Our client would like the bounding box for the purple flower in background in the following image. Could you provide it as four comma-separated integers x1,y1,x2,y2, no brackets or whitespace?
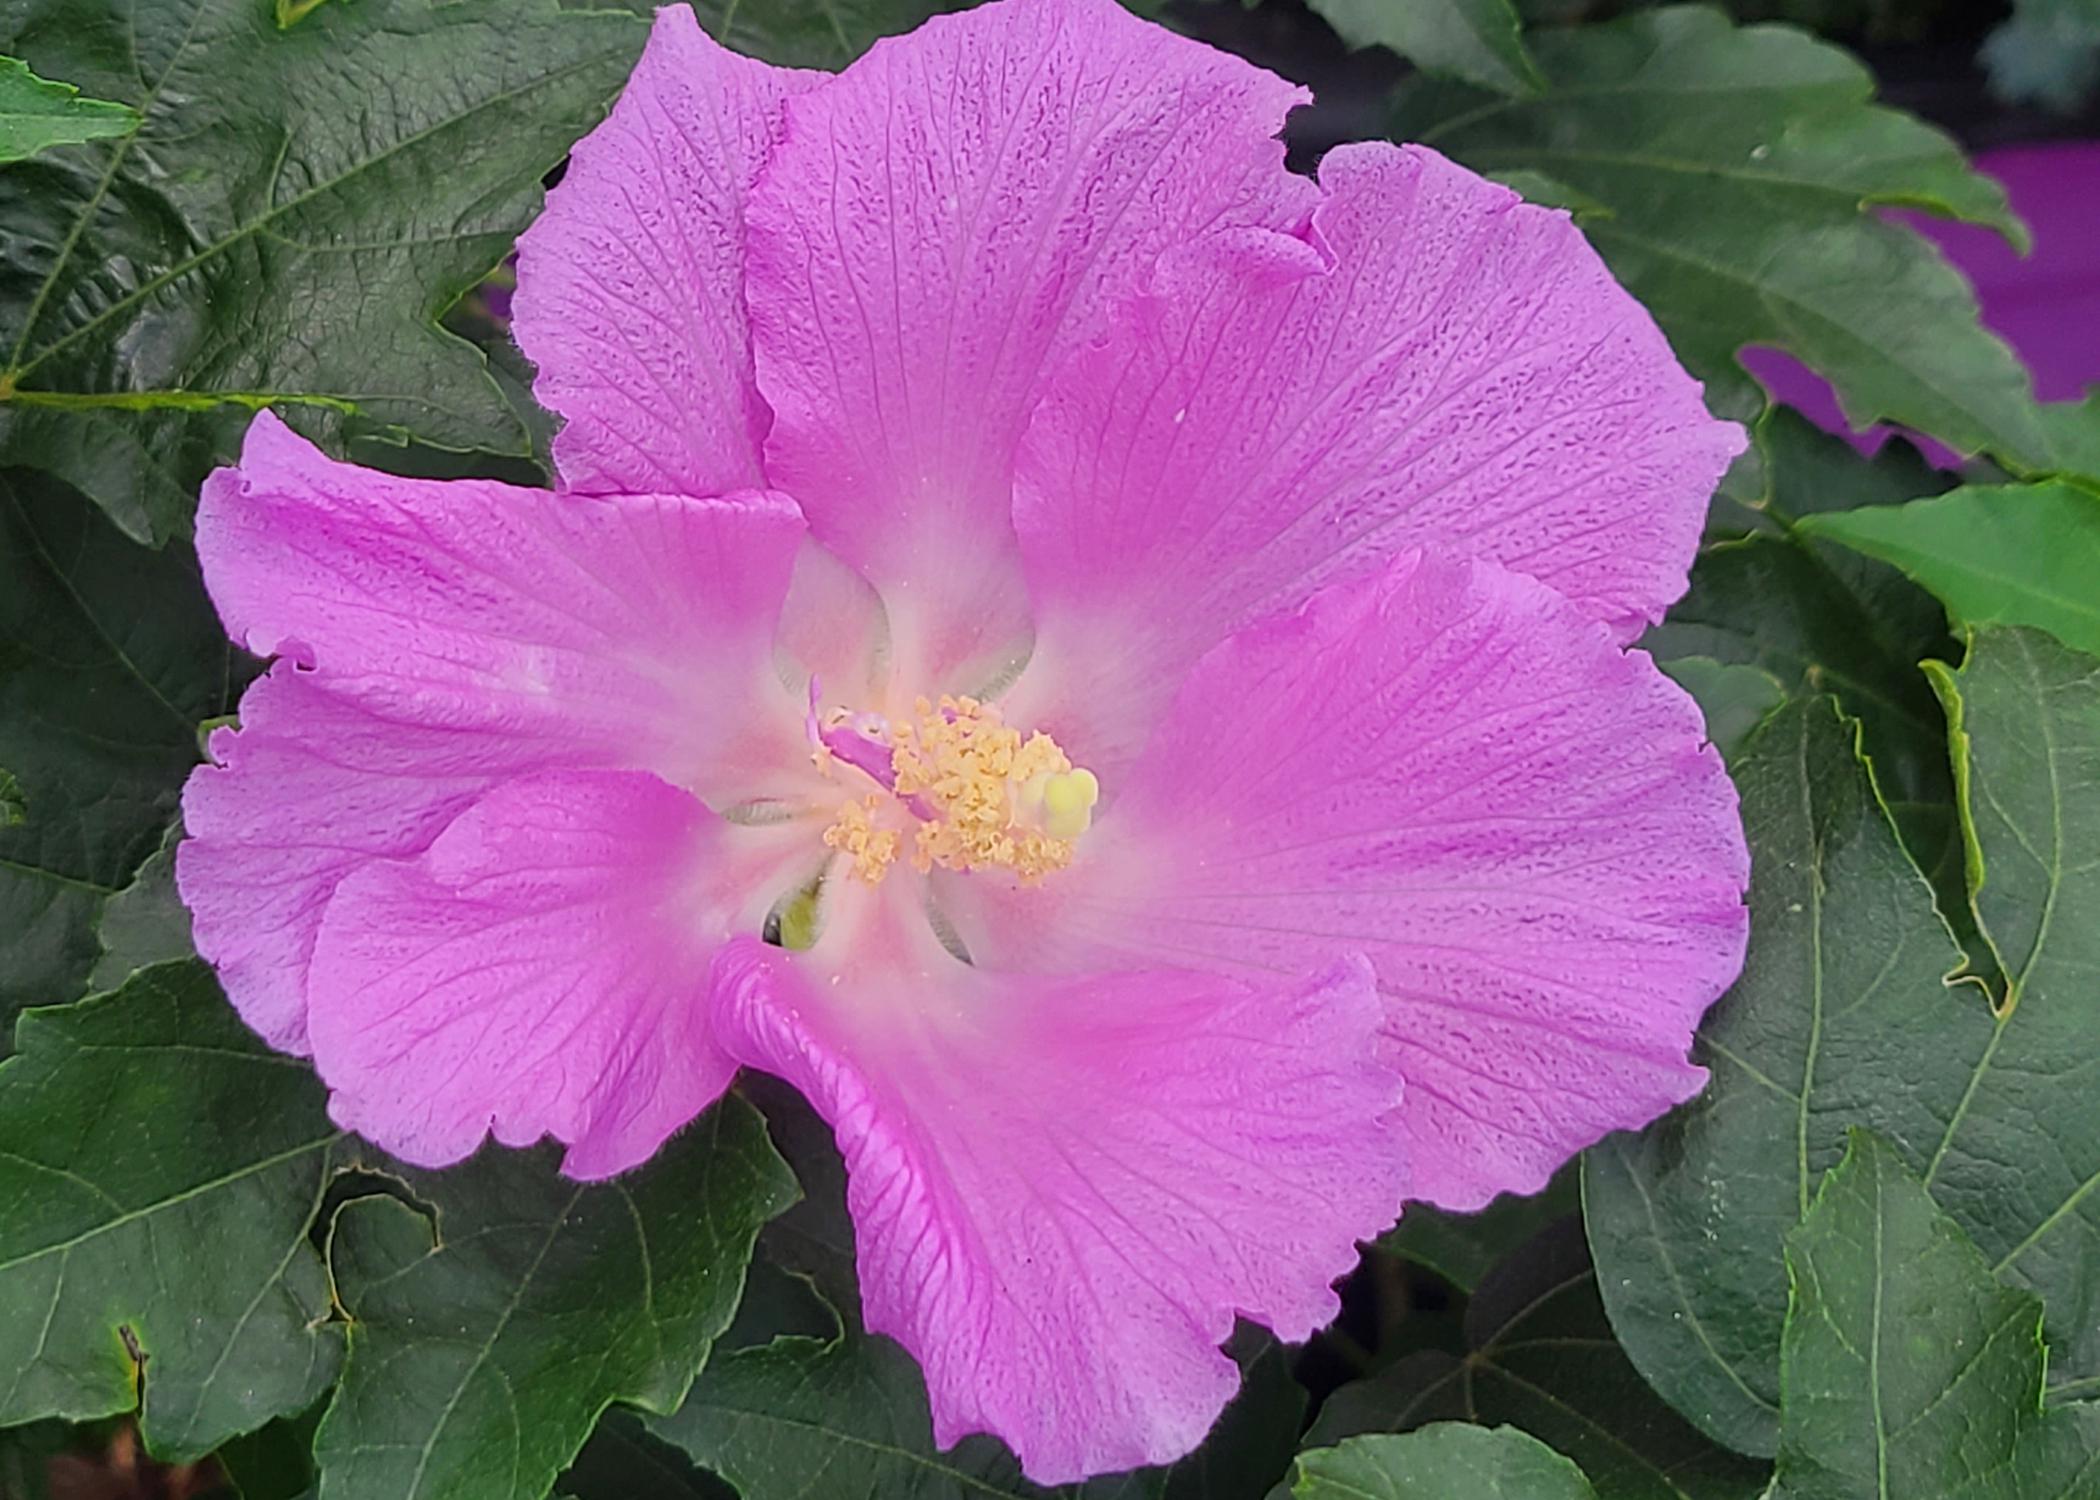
1747,142,2100,461
178,0,1749,1478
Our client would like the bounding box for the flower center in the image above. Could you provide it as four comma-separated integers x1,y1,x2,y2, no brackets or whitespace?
813,694,1098,886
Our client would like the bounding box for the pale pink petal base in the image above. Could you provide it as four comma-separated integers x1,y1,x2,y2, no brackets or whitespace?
310,771,753,1179
973,548,1748,1211
745,0,1314,685
1010,143,1743,774
513,5,816,497
710,933,1405,1481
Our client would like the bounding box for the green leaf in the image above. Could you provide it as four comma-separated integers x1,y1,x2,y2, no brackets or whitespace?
312,1099,798,1500
0,765,21,826
88,827,193,991
683,0,963,69
1924,628,2100,1393
656,1333,1046,1499
0,471,249,1042
1659,659,1788,764
1773,1130,2100,1500
655,1325,1304,1500
1305,0,1540,96
563,1411,733,1500
0,961,343,1458
1288,1426,1596,1500
1584,700,1968,1457
1645,408,1964,929
1387,6,2052,467
0,0,646,542
1379,1164,1578,1293
1307,1222,1770,1499
1588,638,2100,1461
1798,482,2100,657
214,1403,325,1500
0,55,136,161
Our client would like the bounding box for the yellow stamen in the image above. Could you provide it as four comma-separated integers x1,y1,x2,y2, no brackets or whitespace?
822,793,901,884
886,695,1097,883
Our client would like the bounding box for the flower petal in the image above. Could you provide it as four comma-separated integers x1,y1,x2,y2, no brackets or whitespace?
1010,143,1743,772
973,548,1747,1211
710,931,1403,1481
197,411,808,801
310,771,781,1178
745,0,1312,683
512,5,817,497
180,667,525,1054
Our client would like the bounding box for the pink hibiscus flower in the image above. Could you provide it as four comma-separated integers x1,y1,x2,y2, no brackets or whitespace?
177,0,1750,1479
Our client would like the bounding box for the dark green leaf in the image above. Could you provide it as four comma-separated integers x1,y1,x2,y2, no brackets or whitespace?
1379,1164,1578,1294
656,1325,1304,1500
0,0,645,541
1646,408,1963,928
0,470,244,1038
656,1333,1043,1499
1923,628,2100,1399
0,55,135,161
1305,0,1539,95
683,0,962,69
1774,1131,2100,1500
1388,6,2050,467
88,827,192,991
1584,700,1968,1457
1288,1426,1595,1500
214,1403,324,1500
1308,1221,1770,1500
1798,482,2100,657
0,1419,73,1500
1590,635,2100,1460
562,1410,733,1500
312,1099,798,1500
0,961,343,1458
1659,659,1788,764
0,764,21,825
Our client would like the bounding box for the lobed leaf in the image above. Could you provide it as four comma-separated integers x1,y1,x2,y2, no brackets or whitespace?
1645,408,1964,929
1585,700,1969,1456
0,0,645,541
1387,6,2050,468
1589,632,2100,1458
312,1102,797,1500
0,961,343,1458
1773,1131,2100,1499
